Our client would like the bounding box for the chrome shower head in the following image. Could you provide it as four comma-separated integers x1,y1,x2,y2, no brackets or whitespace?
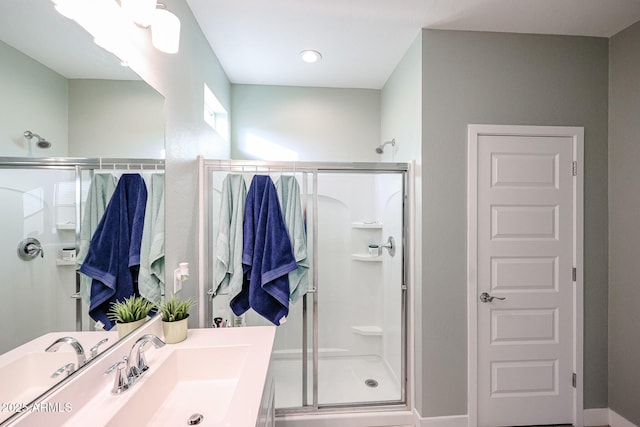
375,138,395,154
24,130,52,149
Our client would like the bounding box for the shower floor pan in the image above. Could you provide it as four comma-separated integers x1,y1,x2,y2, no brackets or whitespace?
271,354,401,409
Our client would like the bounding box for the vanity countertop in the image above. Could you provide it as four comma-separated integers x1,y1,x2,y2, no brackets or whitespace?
3,324,276,427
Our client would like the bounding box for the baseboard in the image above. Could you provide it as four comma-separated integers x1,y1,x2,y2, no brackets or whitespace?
609,409,637,427
411,408,636,427
583,408,637,427
585,409,612,426
413,410,468,427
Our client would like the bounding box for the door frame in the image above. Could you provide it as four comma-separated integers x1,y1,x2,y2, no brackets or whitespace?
466,124,584,427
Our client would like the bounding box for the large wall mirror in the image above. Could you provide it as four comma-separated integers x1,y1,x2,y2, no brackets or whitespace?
0,0,165,415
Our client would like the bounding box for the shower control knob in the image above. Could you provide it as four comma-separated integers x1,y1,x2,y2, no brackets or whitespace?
17,237,44,261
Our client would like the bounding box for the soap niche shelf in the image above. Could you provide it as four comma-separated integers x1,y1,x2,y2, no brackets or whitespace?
351,222,383,229
351,254,382,262
55,222,76,230
352,325,383,336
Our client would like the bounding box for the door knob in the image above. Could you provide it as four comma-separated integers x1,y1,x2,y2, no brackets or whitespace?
479,292,506,303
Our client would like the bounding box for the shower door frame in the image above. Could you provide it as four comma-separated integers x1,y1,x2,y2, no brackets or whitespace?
0,156,165,331
201,158,411,415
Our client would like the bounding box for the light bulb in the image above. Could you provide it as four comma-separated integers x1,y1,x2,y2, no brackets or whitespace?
151,7,181,54
120,0,157,27
300,50,322,63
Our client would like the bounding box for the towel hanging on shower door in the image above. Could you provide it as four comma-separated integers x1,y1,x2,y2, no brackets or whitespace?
275,175,309,302
231,175,297,326
80,174,147,330
138,173,165,305
77,173,118,303
213,173,247,300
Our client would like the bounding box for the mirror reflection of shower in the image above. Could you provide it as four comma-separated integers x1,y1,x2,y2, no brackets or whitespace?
375,138,395,154
24,130,52,149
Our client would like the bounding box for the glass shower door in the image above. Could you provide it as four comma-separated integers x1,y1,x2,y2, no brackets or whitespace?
315,172,405,407
205,162,408,413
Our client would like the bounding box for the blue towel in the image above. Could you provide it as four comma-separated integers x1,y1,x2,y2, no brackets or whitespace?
230,175,297,325
77,173,117,303
79,174,148,330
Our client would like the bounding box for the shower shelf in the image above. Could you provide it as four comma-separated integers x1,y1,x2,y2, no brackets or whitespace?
55,259,76,266
352,326,383,336
351,222,382,229
55,223,76,230
351,254,383,262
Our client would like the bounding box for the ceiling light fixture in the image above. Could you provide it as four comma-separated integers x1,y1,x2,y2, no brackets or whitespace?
151,3,181,54
120,0,156,28
300,49,322,64
51,0,181,55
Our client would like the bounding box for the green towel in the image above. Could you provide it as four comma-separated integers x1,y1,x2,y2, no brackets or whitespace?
213,174,247,299
276,175,309,302
138,174,165,305
77,173,117,302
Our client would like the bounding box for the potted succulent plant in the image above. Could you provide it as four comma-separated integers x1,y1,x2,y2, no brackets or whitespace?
159,295,195,343
107,295,156,338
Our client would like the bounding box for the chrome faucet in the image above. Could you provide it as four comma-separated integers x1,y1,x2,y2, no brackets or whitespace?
105,334,166,394
45,337,87,370
126,334,166,380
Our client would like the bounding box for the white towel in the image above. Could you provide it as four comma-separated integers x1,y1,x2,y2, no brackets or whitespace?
276,175,309,302
138,173,165,304
213,174,247,299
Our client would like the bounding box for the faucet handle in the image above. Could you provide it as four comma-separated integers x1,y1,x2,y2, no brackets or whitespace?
134,347,150,376
90,338,109,358
105,358,130,394
51,363,75,378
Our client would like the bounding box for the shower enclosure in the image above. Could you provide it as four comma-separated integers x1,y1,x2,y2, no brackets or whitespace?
0,157,164,355
202,159,410,414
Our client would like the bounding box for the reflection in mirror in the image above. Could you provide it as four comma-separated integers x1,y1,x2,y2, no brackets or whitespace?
0,0,165,409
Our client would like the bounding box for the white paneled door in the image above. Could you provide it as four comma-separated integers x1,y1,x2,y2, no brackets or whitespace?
468,125,584,427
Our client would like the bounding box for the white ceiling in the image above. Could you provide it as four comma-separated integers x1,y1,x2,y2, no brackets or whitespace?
187,0,640,89
3,0,640,89
0,0,138,80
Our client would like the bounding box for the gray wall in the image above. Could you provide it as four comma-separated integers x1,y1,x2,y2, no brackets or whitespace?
68,80,165,158
380,32,423,412
420,29,609,416
609,20,640,426
0,41,68,157
231,84,381,161
125,0,232,327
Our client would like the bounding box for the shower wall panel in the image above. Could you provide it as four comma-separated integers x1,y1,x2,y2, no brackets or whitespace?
0,169,77,354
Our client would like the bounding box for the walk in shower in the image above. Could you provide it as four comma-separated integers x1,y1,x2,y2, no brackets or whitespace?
202,159,410,415
0,157,164,355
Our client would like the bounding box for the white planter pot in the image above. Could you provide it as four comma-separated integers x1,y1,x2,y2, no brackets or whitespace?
116,318,146,339
162,316,189,344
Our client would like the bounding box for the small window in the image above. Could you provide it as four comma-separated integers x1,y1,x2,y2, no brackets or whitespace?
203,83,229,141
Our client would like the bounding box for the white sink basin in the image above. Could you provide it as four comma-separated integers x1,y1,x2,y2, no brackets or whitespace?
106,345,250,427
0,351,78,423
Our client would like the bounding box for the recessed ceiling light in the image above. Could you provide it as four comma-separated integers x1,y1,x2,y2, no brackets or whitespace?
300,50,322,63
